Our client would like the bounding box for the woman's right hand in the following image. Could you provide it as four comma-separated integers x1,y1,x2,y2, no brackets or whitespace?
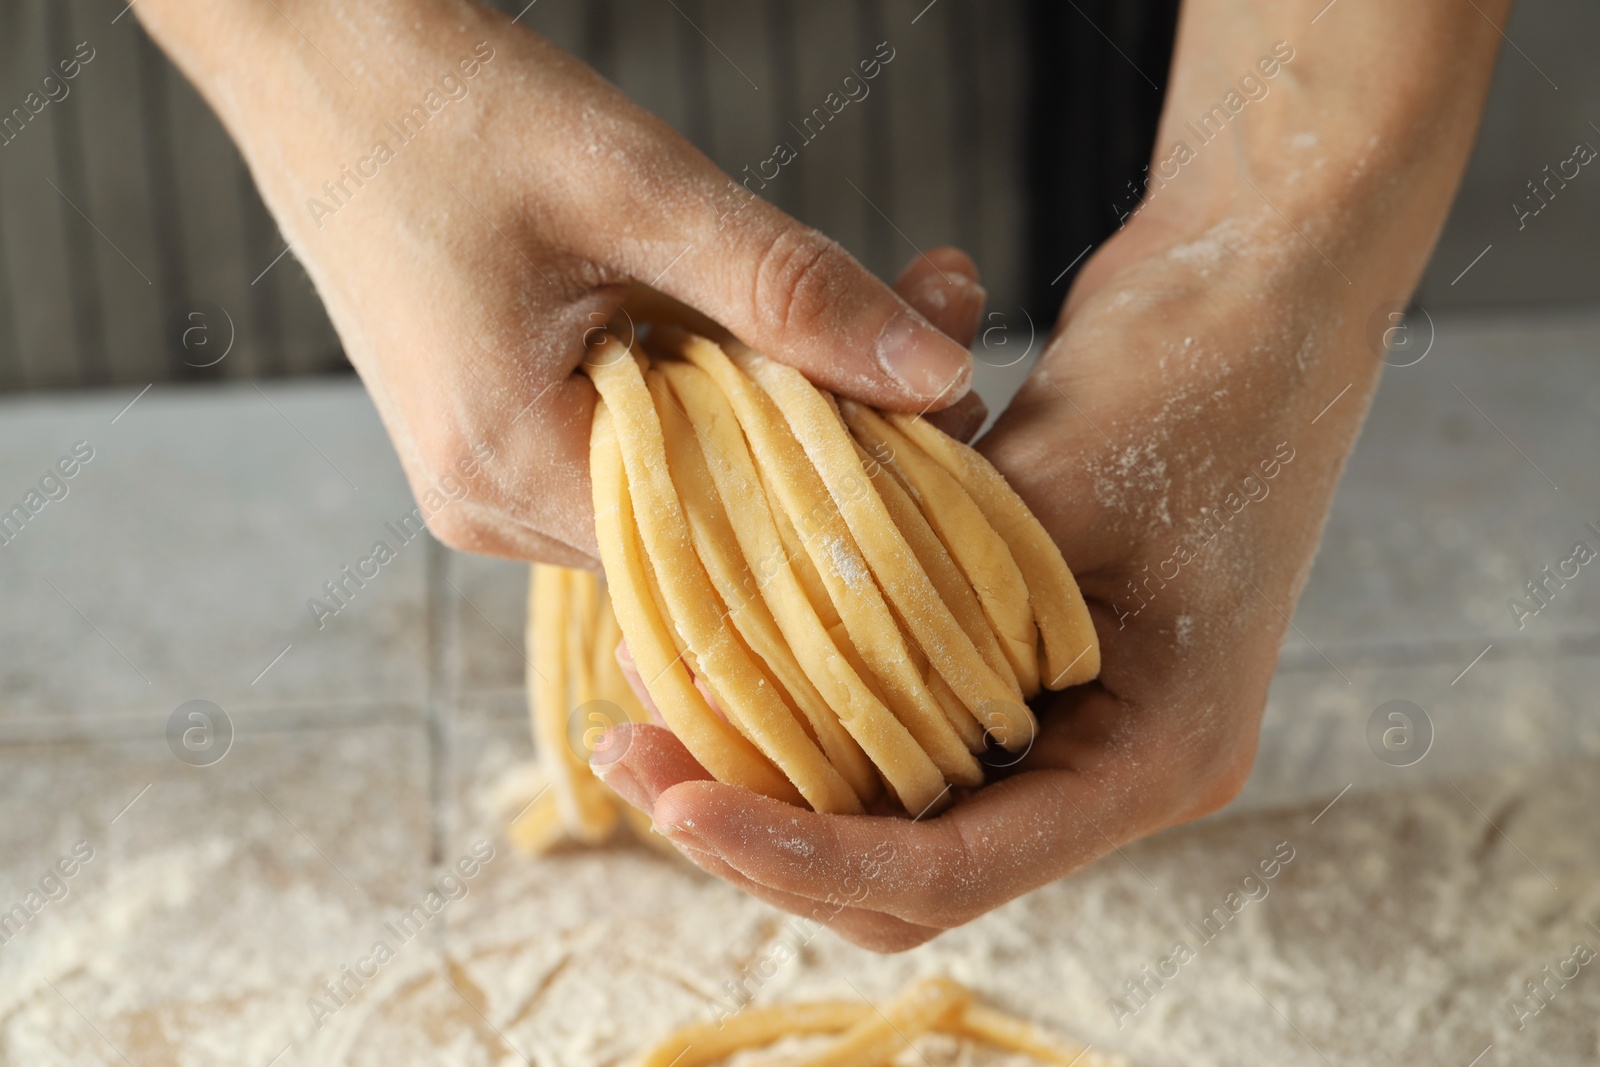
136,0,980,565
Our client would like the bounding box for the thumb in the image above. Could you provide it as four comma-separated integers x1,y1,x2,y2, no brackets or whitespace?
653,202,975,412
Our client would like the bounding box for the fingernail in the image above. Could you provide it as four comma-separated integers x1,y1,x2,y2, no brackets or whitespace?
660,819,709,852
592,761,646,809
910,273,985,316
876,311,972,403
949,276,987,315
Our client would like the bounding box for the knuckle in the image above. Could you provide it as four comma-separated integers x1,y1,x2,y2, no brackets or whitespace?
408,440,495,552
844,922,933,955
903,881,958,926
896,844,974,925
421,507,481,553
748,225,851,342
1171,712,1259,820
1189,757,1252,818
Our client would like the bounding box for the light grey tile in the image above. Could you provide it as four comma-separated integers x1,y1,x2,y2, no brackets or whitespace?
444,552,530,698
1241,647,1600,814
0,380,428,732
1292,310,1600,662
1417,1,1600,309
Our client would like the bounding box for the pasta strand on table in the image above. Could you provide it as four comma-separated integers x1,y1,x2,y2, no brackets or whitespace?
630,975,1128,1067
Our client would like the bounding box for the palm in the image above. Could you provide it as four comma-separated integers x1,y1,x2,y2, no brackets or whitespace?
600,214,1353,950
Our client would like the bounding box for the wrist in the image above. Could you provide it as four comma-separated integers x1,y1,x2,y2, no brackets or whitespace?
134,1,503,228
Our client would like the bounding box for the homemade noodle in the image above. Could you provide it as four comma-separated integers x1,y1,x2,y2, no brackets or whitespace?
510,325,1100,845
632,976,1127,1067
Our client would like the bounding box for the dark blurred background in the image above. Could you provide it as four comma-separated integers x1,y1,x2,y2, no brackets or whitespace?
0,0,1593,394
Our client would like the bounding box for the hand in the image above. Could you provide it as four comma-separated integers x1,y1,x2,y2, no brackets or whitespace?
592,0,1509,950
135,0,979,565
597,207,1362,950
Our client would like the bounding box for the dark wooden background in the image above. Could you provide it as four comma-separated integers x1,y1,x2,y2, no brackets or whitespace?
0,0,1592,394
0,0,1033,392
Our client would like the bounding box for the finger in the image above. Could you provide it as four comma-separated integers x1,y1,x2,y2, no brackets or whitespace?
893,248,987,442
601,200,973,412
423,502,599,567
589,724,939,949
651,692,1178,928
672,842,939,953
617,637,729,729
921,392,988,444
650,775,1080,928
621,264,987,442
892,247,986,349
590,721,710,813
689,203,974,409
614,642,667,726
383,265,633,565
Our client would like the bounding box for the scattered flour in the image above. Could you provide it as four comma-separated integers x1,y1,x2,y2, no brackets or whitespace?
9,746,1595,1065
824,536,871,589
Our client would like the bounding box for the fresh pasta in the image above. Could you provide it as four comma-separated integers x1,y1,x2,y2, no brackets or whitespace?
508,564,640,853
631,976,1128,1067
513,323,1099,841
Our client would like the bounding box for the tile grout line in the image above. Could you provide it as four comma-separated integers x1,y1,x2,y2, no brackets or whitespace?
424,535,453,872
0,699,429,748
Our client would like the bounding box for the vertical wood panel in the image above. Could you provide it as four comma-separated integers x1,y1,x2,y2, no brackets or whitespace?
0,159,17,389
237,162,285,377
944,0,982,257
134,26,188,359
515,0,586,57
71,1,167,385
267,247,343,378
613,0,691,135
582,0,617,83
880,0,957,282
45,2,109,384
161,62,258,380
791,0,870,261
0,0,1038,392
855,0,895,274
970,0,1027,312
700,0,780,216
672,0,716,156
0,0,80,390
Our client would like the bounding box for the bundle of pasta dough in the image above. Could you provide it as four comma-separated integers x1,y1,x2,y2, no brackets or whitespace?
513,325,1098,849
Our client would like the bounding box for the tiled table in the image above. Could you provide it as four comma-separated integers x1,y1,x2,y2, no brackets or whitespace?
2,311,1598,1065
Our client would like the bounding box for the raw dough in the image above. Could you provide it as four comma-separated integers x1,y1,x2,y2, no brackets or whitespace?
632,975,1124,1067
515,326,1102,820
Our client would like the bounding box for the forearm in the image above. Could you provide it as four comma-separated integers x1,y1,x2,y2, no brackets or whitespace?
132,0,496,124
134,1,510,231
1042,0,1508,509
1001,0,1507,633
1111,0,1509,319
